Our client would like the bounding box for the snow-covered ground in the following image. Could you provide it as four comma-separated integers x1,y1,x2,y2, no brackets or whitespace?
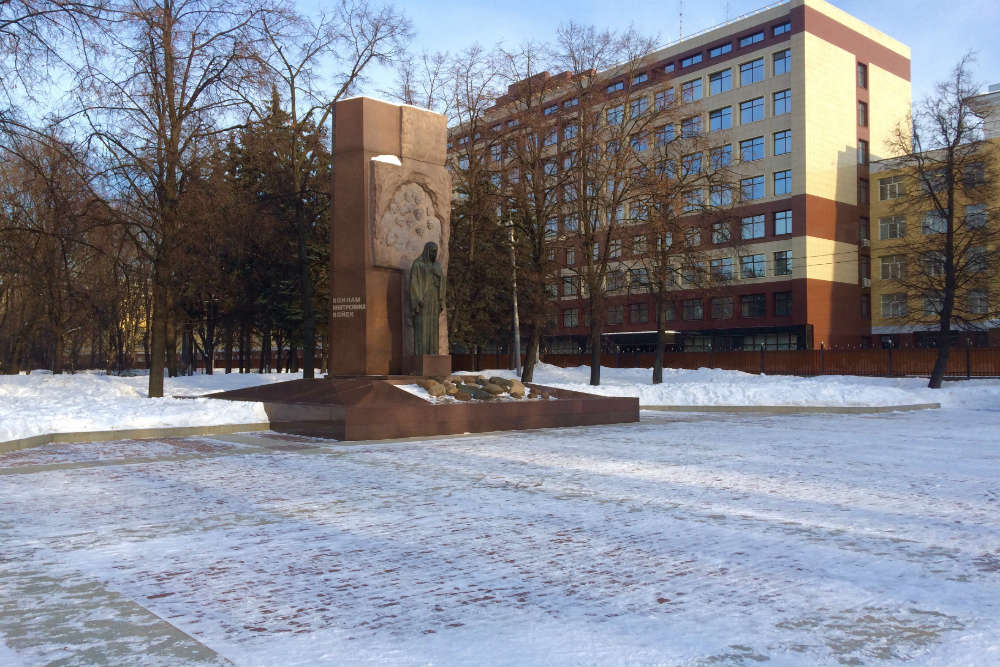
1,405,999,665
3,364,1000,443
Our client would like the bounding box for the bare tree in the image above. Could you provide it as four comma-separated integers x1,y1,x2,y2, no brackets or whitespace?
75,0,267,397
883,54,999,388
255,1,410,379
551,22,659,385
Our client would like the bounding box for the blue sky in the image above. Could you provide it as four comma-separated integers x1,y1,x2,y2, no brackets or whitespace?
339,0,1000,105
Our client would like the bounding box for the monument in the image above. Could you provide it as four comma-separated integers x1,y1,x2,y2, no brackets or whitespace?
327,96,451,377
207,96,638,440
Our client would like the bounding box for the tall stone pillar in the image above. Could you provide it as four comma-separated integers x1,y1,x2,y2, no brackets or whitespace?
329,97,451,376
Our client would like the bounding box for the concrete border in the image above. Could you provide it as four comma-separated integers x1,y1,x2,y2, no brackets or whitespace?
0,402,941,454
0,423,271,454
640,403,940,414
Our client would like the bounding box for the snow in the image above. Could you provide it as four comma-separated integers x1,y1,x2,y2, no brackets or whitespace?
1,405,999,665
371,154,402,166
485,363,1000,409
0,371,290,443
4,365,1000,444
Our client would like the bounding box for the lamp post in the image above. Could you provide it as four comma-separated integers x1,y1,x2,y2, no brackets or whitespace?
508,218,521,375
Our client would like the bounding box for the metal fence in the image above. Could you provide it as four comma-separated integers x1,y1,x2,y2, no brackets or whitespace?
452,347,1000,378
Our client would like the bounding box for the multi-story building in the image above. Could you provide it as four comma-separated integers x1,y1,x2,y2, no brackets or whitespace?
868,84,1000,348
449,0,910,352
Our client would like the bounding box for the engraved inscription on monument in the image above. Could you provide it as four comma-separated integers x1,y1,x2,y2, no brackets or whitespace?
331,296,366,319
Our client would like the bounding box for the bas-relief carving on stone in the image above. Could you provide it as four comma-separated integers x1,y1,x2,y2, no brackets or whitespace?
373,182,442,271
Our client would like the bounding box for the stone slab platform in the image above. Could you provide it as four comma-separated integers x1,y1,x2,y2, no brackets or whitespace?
206,377,639,441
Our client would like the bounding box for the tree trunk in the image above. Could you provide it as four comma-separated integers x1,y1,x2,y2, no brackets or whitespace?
223,323,233,374
296,200,316,380
165,307,178,378
52,333,63,374
929,330,953,388
260,327,271,374
181,322,193,375
148,278,166,397
589,306,602,386
520,325,540,383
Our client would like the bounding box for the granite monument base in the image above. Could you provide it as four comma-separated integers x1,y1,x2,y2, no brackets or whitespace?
411,354,451,377
207,377,638,441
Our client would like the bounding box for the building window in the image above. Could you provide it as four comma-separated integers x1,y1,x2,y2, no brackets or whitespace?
923,291,944,316
775,210,792,235
682,299,703,320
592,242,600,260
773,129,791,155
709,69,732,94
710,144,732,168
741,254,766,279
545,218,558,238
712,222,731,244
564,97,578,108
879,216,905,240
681,115,702,137
608,238,622,259
921,251,945,278
740,58,764,85
711,296,734,319
564,124,578,141
630,203,649,223
629,268,649,291
858,178,869,204
969,290,989,315
774,169,792,195
681,152,702,176
664,62,675,73
507,118,519,128
709,42,732,58
655,125,675,147
655,88,675,110
608,270,626,293
681,78,703,102
633,72,649,85
682,260,704,283
740,136,764,161
922,211,947,234
857,62,868,88
741,214,765,240
741,293,766,317
968,246,988,273
566,247,576,265
858,101,868,127
632,234,647,255
774,250,792,275
607,104,624,125
607,80,624,94
630,96,649,117
878,175,905,200
880,254,906,280
741,175,765,201
775,291,792,316
857,139,868,165
773,49,791,75
710,185,733,207
709,106,732,131
771,90,790,117
740,31,764,47
965,204,987,228
543,130,557,147
684,226,702,247
630,133,648,152
773,21,791,36
680,52,703,67
563,308,579,327
711,257,734,280
881,293,907,318
543,104,559,116
661,302,676,321
740,96,765,123
630,302,650,323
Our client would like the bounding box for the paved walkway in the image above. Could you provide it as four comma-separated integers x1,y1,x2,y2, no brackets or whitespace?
1,412,998,665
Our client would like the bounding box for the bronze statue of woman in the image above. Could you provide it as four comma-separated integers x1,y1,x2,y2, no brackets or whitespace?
409,241,444,356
